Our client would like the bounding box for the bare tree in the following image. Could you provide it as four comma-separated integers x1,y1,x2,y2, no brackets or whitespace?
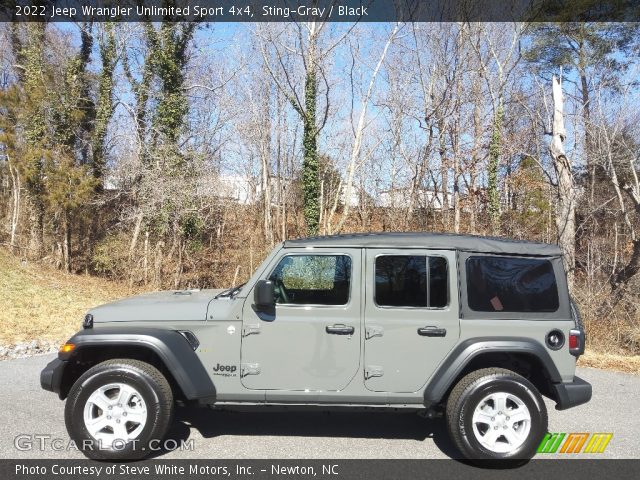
257,21,358,235
471,23,524,234
550,75,577,287
327,23,401,234
590,81,640,295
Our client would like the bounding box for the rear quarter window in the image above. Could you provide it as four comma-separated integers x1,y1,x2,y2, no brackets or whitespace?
466,256,559,313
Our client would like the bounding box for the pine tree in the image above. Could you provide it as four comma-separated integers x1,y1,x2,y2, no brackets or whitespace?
526,20,639,201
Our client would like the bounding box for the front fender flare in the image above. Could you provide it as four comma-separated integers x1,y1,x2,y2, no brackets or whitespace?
423,337,562,406
63,327,216,401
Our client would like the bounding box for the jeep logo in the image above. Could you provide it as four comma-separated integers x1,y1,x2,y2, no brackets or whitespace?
212,363,237,373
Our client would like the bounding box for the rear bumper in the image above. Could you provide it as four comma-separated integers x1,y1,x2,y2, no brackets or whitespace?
552,376,592,410
40,358,66,397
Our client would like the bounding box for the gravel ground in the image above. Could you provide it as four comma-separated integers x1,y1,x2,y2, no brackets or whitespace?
0,340,60,360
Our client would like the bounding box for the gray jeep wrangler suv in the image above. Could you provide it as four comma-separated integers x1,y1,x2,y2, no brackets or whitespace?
41,233,591,462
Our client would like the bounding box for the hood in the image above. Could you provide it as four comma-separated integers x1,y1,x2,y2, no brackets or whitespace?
89,289,224,323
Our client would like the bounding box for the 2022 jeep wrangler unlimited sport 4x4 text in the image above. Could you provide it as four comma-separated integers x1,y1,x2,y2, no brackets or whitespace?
41,233,591,462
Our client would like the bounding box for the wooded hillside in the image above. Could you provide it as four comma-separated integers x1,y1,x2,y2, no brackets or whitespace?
0,21,639,354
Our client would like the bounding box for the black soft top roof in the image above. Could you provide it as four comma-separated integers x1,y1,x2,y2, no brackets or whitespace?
284,232,562,256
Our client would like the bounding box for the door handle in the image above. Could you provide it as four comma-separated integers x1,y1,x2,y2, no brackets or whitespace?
418,326,447,337
326,324,355,335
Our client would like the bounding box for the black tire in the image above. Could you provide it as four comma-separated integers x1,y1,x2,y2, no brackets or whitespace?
64,359,173,460
446,368,547,464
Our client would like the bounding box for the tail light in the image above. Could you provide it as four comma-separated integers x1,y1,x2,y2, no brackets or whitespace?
569,333,578,349
569,329,585,357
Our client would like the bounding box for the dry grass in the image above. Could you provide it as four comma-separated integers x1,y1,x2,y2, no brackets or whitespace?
0,249,140,344
573,284,640,354
577,350,640,375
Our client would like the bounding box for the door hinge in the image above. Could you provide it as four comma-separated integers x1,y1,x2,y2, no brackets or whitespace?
241,363,261,376
365,325,384,339
242,323,260,337
365,365,384,379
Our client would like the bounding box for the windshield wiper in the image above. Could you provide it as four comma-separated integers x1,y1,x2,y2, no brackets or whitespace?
228,283,245,298
215,283,245,299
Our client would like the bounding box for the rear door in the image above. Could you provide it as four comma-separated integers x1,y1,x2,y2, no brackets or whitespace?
363,249,459,393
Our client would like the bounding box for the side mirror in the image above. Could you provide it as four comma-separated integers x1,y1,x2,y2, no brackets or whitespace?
254,280,275,311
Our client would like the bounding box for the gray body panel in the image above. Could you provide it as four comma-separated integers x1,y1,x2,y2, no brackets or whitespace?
240,248,363,393
363,249,460,393
89,289,225,322
60,233,580,409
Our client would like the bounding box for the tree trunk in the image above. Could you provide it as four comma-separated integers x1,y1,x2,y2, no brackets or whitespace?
452,139,461,234
63,211,71,273
143,230,149,284
260,61,274,246
301,23,320,236
578,55,594,204
262,153,273,246
275,88,286,242
488,102,503,235
319,179,325,232
330,23,400,234
470,81,483,234
437,116,450,230
28,198,44,259
550,75,576,288
86,24,116,268
8,162,20,250
129,211,143,260
154,240,164,289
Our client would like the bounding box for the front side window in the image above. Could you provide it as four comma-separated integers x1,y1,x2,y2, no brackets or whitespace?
375,255,448,308
466,256,559,312
268,255,351,305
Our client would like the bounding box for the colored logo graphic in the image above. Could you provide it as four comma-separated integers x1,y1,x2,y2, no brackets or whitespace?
537,433,613,454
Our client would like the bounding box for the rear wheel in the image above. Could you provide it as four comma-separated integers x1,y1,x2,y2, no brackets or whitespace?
446,368,547,463
65,359,173,460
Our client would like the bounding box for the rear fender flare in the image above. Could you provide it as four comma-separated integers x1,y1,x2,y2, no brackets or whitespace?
423,337,562,406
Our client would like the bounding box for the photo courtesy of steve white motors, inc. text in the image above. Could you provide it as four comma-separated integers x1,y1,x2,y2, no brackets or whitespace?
14,463,338,476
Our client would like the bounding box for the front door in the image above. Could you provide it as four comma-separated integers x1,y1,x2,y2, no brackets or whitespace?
241,249,361,392
364,249,459,393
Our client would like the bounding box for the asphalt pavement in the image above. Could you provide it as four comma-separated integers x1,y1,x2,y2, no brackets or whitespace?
1,354,637,459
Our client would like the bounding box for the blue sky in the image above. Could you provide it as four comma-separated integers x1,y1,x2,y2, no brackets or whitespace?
47,21,639,195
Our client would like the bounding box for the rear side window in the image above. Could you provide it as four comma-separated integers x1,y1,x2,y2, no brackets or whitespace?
375,255,448,308
466,256,559,312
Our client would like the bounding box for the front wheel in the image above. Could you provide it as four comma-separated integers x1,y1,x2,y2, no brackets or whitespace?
64,359,173,460
446,368,547,463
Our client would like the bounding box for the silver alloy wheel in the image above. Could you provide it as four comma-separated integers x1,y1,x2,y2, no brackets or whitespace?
83,382,147,449
471,391,532,453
